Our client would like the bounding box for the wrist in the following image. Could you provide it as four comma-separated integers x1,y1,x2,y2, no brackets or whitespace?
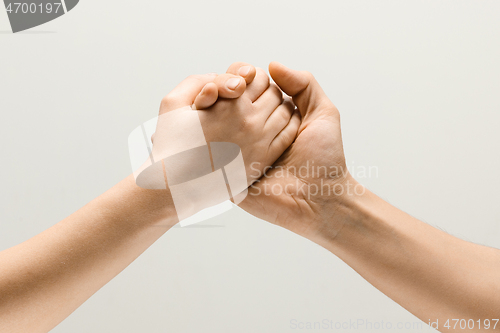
113,175,179,228
312,174,379,251
316,175,411,268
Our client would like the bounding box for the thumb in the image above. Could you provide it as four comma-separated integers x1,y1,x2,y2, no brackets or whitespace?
268,62,334,119
160,73,218,113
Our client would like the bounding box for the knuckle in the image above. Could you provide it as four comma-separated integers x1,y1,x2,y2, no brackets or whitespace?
256,67,268,78
160,95,171,106
279,131,291,145
186,74,207,83
186,74,199,81
231,62,248,70
160,93,177,107
280,108,292,122
214,74,231,87
160,96,170,107
238,117,257,133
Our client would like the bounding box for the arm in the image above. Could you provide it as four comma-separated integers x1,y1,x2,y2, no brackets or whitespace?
0,61,298,333
241,62,500,332
0,176,175,333
328,177,500,329
0,64,258,333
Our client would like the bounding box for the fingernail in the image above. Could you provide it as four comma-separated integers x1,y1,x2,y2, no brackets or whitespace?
238,66,251,76
226,78,241,90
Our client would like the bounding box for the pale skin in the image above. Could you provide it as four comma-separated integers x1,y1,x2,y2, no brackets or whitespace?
0,61,499,333
0,62,299,333
240,62,500,332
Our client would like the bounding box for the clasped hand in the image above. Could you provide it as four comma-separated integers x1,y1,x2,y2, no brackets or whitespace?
154,61,355,245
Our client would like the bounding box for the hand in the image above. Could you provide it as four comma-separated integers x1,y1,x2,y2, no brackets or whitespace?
150,62,300,220
197,69,301,185
192,62,257,110
238,63,500,328
240,62,355,245
157,63,300,185
160,62,258,113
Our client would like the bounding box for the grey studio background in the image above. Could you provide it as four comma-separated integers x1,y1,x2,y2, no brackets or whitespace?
1,1,499,332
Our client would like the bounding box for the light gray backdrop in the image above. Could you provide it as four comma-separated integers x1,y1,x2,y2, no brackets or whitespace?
1,1,499,332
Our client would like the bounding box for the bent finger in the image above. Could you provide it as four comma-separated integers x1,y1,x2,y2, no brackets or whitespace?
193,82,218,110
213,74,246,99
226,62,257,85
160,73,217,113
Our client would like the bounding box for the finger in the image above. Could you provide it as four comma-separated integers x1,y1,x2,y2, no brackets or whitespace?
160,73,217,113
226,62,257,85
193,82,218,110
268,108,301,159
213,74,246,99
263,97,294,136
268,62,335,119
244,67,270,102
253,84,284,120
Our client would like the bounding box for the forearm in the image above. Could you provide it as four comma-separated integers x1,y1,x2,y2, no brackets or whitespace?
321,176,500,331
0,175,176,333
